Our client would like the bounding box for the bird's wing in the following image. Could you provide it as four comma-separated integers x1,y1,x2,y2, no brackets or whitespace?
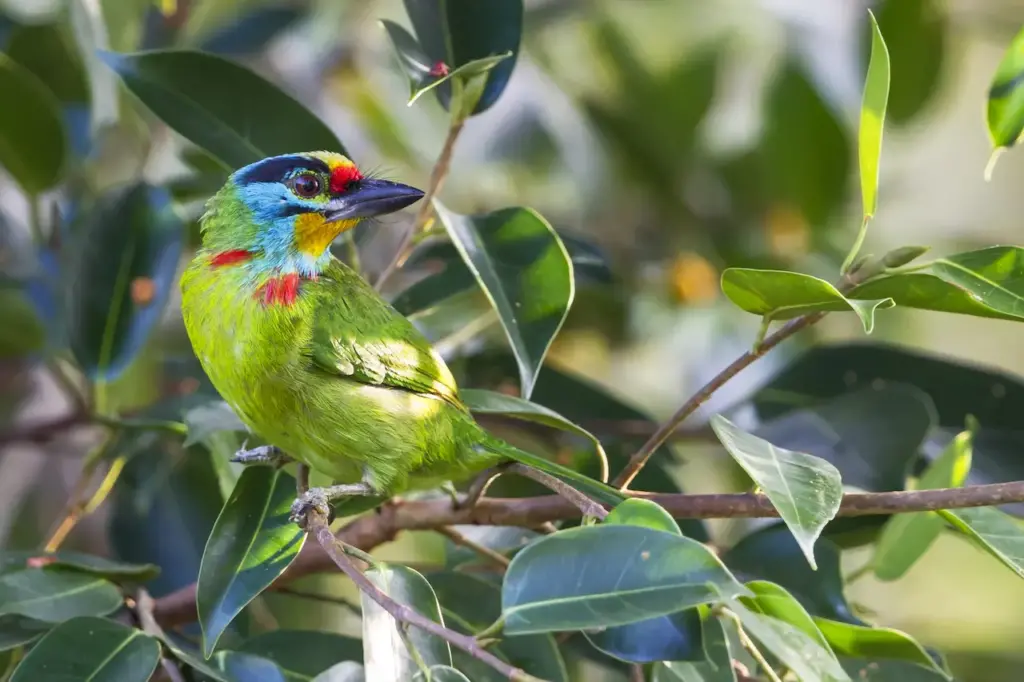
305,261,464,410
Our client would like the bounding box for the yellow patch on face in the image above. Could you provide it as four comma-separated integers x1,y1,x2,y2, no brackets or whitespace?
294,212,358,257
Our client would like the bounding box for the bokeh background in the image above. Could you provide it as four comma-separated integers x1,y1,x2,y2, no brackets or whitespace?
2,0,1024,679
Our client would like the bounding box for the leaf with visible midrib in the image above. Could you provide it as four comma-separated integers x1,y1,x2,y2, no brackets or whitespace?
939,505,1024,579
859,10,890,221
986,25,1024,150
711,415,843,569
0,570,122,622
197,467,306,656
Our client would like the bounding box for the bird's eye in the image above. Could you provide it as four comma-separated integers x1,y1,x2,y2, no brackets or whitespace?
292,173,322,198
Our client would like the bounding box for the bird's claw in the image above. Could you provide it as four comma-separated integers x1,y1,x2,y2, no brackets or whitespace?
231,444,291,467
290,488,332,527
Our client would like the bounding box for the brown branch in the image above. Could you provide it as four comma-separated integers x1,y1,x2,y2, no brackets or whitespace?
151,480,1024,629
0,411,91,448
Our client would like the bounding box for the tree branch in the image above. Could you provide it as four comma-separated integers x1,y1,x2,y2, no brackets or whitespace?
151,480,1024,629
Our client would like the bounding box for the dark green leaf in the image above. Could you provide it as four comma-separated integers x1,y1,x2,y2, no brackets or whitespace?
722,525,855,623
236,631,362,682
987,24,1024,149
401,0,523,114
462,388,608,481
939,506,1024,579
413,667,470,682
0,551,159,582
873,426,973,581
0,569,122,622
434,203,573,398
872,0,946,125
840,658,949,681
214,651,288,682
363,564,451,680
0,53,66,194
198,467,306,656
100,50,345,169
67,183,184,381
814,619,943,673
721,269,892,332
711,416,843,569
651,614,737,682
426,571,568,681
312,662,365,682
0,614,50,651
502,525,744,634
849,247,1024,322
0,289,45,359
441,526,538,569
859,11,890,221
9,617,159,682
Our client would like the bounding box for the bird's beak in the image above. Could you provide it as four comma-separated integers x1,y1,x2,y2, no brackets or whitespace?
323,178,425,223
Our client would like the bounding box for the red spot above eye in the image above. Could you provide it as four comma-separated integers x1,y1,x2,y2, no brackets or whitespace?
258,273,300,306
210,250,253,267
330,165,363,195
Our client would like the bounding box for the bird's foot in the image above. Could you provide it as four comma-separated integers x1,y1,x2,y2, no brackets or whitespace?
231,444,291,467
290,482,376,527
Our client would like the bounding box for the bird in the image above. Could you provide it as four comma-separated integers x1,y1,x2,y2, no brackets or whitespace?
180,151,619,523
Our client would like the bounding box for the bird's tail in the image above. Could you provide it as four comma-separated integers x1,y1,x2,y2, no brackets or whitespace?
480,436,626,508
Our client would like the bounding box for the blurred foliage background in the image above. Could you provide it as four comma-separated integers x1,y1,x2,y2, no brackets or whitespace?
3,0,1024,680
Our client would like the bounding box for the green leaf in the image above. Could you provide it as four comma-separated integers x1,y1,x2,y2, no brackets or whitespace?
67,183,184,381
0,53,66,194
814,618,944,673
722,269,893,332
501,525,745,634
724,596,850,682
939,505,1024,579
711,416,843,569
100,50,345,169
873,426,973,581
312,662,365,682
0,615,51,651
9,617,159,682
413,667,471,682
236,631,362,682
859,10,890,222
840,658,949,681
745,581,832,652
197,467,306,656
605,498,681,534
363,564,452,681
433,203,573,399
213,651,288,682
849,247,1024,322
0,289,45,359
462,388,608,481
0,569,122,622
0,551,159,582
987,24,1024,150
401,0,523,114
426,571,568,681
651,615,737,682
441,526,538,569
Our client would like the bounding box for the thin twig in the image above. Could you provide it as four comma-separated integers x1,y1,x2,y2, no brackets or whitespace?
506,463,608,520
436,526,511,568
613,312,826,489
43,432,120,552
719,608,783,682
374,119,466,291
135,590,187,682
629,664,645,682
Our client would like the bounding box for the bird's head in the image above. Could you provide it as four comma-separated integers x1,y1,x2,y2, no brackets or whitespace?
202,151,423,276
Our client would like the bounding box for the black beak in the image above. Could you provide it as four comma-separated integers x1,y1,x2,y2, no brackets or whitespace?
324,178,425,223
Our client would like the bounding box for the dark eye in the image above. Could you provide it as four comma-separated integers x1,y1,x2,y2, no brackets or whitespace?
292,173,321,198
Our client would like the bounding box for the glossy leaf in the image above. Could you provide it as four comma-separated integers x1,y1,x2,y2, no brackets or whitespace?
849,247,1024,322
215,651,289,682
0,550,159,583
434,202,573,399
605,498,681,534
840,658,949,681
10,617,159,682
722,269,893,332
426,571,568,681
363,564,451,681
100,50,345,169
236,631,362,682
859,10,890,221
724,596,850,682
67,183,184,381
987,25,1024,149
0,569,121,622
502,525,745,634
401,0,523,114
723,526,855,623
651,615,737,682
939,506,1024,579
746,581,833,653
0,53,66,194
814,618,942,672
0,615,50,651
711,416,843,569
198,467,306,656
873,426,973,581
462,388,608,481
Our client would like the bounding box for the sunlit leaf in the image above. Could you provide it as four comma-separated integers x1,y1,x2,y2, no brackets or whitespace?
711,416,843,569
986,24,1024,151
722,269,893,333
0,53,66,194
433,202,573,399
197,467,305,656
0,570,121,622
9,617,159,682
814,618,944,673
502,525,745,634
100,49,345,168
939,505,1024,579
840,657,949,681
745,581,831,652
859,10,890,221
873,426,973,581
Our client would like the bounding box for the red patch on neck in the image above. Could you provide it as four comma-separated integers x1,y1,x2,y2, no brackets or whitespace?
210,250,253,267
258,273,300,306
329,164,363,195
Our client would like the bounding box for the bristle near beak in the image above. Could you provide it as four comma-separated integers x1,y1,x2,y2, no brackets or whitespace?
324,178,425,223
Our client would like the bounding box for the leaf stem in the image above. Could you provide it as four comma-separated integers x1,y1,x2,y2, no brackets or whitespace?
719,608,783,682
841,215,872,275
374,117,466,291
42,431,120,551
